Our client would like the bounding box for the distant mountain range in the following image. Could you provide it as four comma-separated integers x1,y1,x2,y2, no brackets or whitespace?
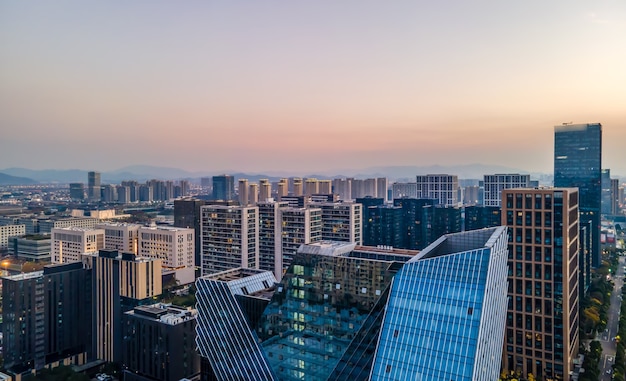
0,172,39,185
0,163,555,185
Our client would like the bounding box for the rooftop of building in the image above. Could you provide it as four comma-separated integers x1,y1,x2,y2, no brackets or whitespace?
411,226,507,262
138,225,193,232
204,267,273,282
51,226,103,232
2,270,43,281
128,303,197,325
96,222,142,228
19,234,51,240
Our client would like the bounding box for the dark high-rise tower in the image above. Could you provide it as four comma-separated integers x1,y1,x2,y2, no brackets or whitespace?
88,171,101,201
212,174,235,201
554,123,601,267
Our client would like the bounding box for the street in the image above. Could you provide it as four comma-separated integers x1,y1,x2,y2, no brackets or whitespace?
597,256,624,380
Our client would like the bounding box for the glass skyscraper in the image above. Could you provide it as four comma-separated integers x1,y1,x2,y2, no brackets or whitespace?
196,228,509,381
554,123,601,266
370,226,509,381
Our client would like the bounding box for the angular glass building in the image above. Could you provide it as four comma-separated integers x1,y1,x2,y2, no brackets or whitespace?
554,123,601,266
370,226,508,381
196,230,508,381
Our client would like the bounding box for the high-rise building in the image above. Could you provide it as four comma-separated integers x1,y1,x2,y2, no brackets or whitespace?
200,205,259,276
249,183,259,205
304,178,319,197
483,174,531,207
314,201,362,244
502,188,580,379
610,178,620,215
212,175,235,201
2,262,93,374
318,180,332,195
69,183,85,200
277,179,288,200
415,174,459,206
116,185,130,204
554,123,601,267
88,171,101,201
238,179,249,206
601,169,612,215
464,205,501,231
138,226,195,285
362,205,404,248
196,229,507,381
292,178,303,196
90,250,163,363
260,179,272,201
376,177,388,202
174,198,207,268
123,303,200,381
332,178,352,201
391,182,418,199
370,226,509,380
278,207,322,274
258,200,290,280
51,227,105,264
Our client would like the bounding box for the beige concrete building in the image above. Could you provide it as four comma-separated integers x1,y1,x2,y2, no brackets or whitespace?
248,183,259,205
97,222,140,254
502,188,579,379
238,179,249,206
138,226,195,285
0,224,25,250
51,227,105,264
259,179,272,202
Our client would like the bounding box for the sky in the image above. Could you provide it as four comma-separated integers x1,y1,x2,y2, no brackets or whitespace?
1,1,625,175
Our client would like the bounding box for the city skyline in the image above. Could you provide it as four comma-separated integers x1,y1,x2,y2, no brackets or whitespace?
1,2,625,174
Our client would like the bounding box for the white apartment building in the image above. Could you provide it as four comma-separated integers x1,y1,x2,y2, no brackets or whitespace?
483,174,531,207
138,226,195,284
312,201,362,245
200,205,259,276
278,207,322,275
97,222,141,254
0,224,26,250
51,227,105,264
415,174,459,207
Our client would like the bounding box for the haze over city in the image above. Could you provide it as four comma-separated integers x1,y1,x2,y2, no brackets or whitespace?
1,1,625,174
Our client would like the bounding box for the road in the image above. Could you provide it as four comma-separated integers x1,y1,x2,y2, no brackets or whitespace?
597,256,624,380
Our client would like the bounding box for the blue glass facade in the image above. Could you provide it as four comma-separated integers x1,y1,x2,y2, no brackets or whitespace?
371,227,508,381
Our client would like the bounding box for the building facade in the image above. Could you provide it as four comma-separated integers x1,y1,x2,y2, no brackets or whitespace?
415,174,459,207
502,188,580,379
51,227,105,264
483,174,531,207
554,123,601,267
200,204,259,276
212,175,235,201
0,224,25,250
138,226,195,285
98,223,140,254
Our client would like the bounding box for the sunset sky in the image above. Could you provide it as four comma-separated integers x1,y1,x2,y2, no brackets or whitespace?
1,1,625,175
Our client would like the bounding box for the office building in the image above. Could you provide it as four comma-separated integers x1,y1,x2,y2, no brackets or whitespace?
2,262,92,375
258,200,290,280
174,198,207,268
51,227,105,264
200,204,259,276
138,226,195,285
464,205,502,231
0,224,25,250
415,174,459,206
362,205,404,248
554,123,601,267
88,171,101,201
502,188,580,379
391,182,418,199
370,227,508,380
196,268,278,381
212,175,235,201
91,250,163,363
38,217,98,234
196,231,506,381
200,177,211,190
123,304,200,381
9,235,51,261
97,223,140,254
611,178,620,215
69,183,85,200
238,178,249,206
483,174,531,207
463,185,481,205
